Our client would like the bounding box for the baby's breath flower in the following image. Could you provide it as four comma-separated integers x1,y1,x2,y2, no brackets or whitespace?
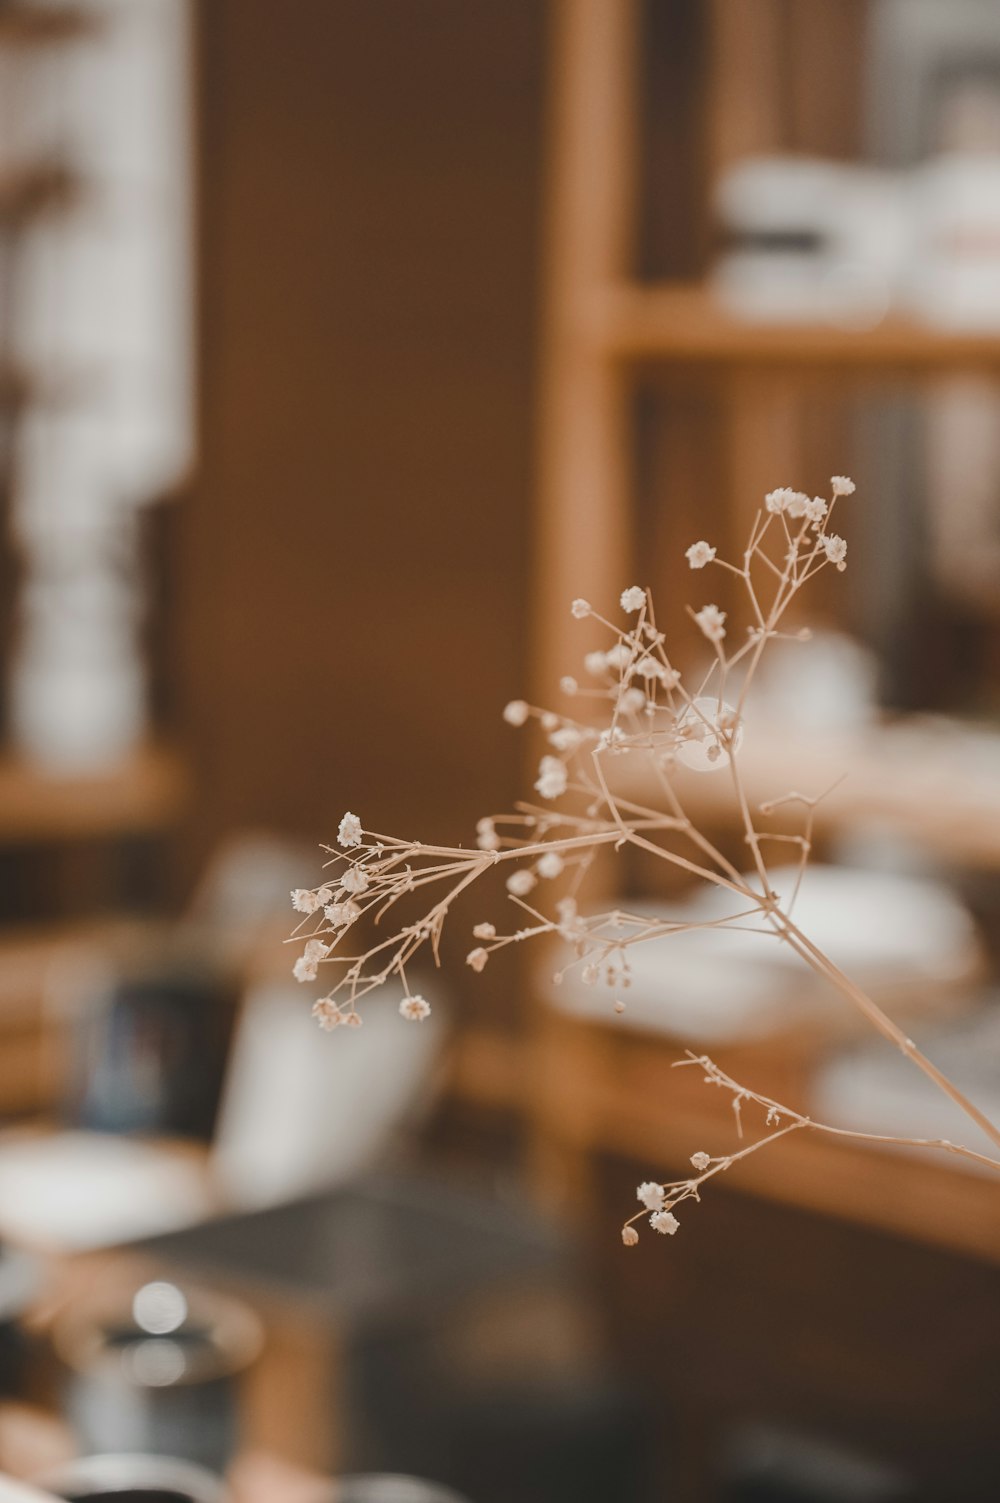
340,867,369,895
541,712,559,732
831,475,855,496
312,1000,341,1031
581,963,599,985
503,699,530,727
650,1209,679,1235
621,1225,639,1247
338,812,363,848
534,755,568,799
476,817,500,851
614,998,626,1014
506,869,537,897
556,896,577,922
620,585,646,613
584,650,608,676
821,534,847,569
605,643,632,670
694,604,727,643
560,676,578,696
466,947,489,973
636,1181,665,1211
399,994,431,1022
293,956,318,983
473,921,496,940
620,687,646,714
304,939,330,962
765,487,794,514
291,889,321,915
785,490,809,518
344,1012,363,1028
549,725,582,751
805,496,827,524
537,851,565,879
690,1151,711,1172
685,540,716,570
324,900,361,928
571,598,591,619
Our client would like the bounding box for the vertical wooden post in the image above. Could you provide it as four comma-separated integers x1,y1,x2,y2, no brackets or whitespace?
531,0,639,701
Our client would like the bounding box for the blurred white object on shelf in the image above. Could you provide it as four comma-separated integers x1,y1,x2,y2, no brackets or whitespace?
712,157,907,327
814,1003,1000,1166
547,864,980,1044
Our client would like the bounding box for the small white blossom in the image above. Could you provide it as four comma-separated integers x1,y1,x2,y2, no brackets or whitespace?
476,817,500,851
636,656,679,689
399,994,432,1022
466,947,489,973
556,896,577,921
506,869,537,897
605,643,632,670
549,725,582,752
620,585,646,613
584,650,608,676
304,939,330,962
534,755,568,799
831,475,855,496
537,851,565,879
344,1012,363,1028
620,687,646,714
765,487,794,514
312,1000,341,1031
805,495,827,524
596,726,626,751
340,867,369,896
473,922,496,940
621,1226,639,1247
581,964,599,986
571,598,591,619
650,1209,679,1235
694,603,726,643
338,812,363,848
690,1151,711,1172
324,900,361,927
293,956,318,983
614,998,626,1014
560,676,578,696
503,699,530,727
541,712,559,731
685,541,716,570
291,889,321,915
785,490,809,518
821,533,847,569
636,1181,665,1212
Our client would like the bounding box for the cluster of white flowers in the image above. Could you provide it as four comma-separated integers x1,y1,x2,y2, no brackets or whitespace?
620,585,646,613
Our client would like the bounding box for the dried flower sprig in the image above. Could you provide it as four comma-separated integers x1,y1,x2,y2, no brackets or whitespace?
292,476,1000,1239
621,1052,1000,1244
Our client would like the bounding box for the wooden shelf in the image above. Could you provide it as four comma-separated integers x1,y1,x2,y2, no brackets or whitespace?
594,283,1000,373
612,715,1000,868
0,743,188,843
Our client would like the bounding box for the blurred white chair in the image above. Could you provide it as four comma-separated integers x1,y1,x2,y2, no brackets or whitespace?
0,830,446,1253
0,976,444,1253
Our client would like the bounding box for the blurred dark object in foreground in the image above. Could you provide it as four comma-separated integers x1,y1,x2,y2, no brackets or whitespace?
140,1173,653,1503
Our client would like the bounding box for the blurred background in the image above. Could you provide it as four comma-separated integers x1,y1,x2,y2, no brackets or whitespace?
0,1,999,1500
